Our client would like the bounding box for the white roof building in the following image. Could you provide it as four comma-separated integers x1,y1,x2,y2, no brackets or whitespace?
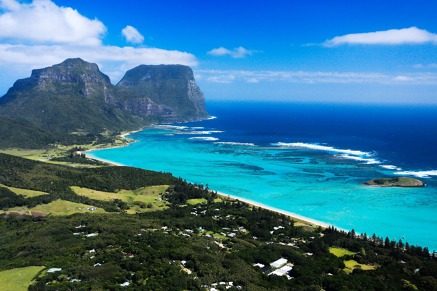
269,265,293,276
270,258,288,268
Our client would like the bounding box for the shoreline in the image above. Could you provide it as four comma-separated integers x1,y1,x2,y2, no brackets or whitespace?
120,128,144,139
87,139,335,230
215,191,332,229
84,128,145,159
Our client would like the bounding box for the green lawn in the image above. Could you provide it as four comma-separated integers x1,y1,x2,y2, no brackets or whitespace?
343,259,377,274
7,199,106,216
187,198,207,205
71,185,170,213
329,247,356,258
0,266,45,291
0,183,48,198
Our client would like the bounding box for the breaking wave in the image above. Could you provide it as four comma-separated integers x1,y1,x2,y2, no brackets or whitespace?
189,137,220,141
394,170,437,179
215,142,256,146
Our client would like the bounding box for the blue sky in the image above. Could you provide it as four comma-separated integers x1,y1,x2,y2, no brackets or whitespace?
0,0,436,103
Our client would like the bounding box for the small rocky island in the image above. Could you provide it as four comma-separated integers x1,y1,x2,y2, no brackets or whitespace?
365,177,425,187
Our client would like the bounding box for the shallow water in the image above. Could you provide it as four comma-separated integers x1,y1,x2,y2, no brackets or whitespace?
89,102,437,250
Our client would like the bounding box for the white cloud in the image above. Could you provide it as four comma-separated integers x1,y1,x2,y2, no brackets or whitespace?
324,27,437,47
198,69,437,85
207,46,254,58
0,0,20,10
0,44,198,82
0,0,198,91
0,0,106,45
122,25,144,44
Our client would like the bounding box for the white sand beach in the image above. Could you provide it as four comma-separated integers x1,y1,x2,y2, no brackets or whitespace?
216,191,332,228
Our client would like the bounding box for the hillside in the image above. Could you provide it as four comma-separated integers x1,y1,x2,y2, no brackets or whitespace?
0,59,209,148
0,59,144,134
0,153,436,290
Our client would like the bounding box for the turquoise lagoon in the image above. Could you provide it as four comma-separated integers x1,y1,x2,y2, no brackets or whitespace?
89,102,437,250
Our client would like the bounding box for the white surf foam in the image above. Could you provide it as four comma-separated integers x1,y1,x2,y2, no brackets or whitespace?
189,137,219,141
272,142,385,165
337,154,381,164
380,165,402,171
215,142,256,146
394,170,437,179
273,142,371,157
155,125,189,130
179,130,224,135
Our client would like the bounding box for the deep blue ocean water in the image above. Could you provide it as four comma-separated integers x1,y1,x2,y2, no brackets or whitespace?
89,101,437,250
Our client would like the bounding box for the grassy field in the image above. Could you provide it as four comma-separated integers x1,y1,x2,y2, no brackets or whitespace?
0,143,113,165
6,199,106,216
0,183,48,198
343,259,377,274
329,247,356,258
70,186,122,201
187,198,208,205
71,185,170,213
0,266,45,291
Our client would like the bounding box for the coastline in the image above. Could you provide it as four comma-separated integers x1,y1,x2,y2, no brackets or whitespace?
120,128,144,139
215,191,332,229
84,128,144,160
87,136,334,230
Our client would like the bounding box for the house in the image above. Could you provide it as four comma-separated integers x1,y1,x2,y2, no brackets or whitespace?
270,258,288,268
269,265,293,277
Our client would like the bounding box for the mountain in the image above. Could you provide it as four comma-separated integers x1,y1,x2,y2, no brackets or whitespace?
0,58,144,134
114,64,209,121
0,58,209,148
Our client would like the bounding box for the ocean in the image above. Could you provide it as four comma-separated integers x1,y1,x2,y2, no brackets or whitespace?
88,101,437,250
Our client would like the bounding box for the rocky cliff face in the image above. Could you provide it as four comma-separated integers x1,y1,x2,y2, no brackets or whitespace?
0,59,209,136
115,65,209,121
3,58,112,100
0,58,143,133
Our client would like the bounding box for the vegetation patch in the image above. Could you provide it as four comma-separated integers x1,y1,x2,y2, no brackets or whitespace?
10,199,107,216
365,177,424,187
0,266,45,291
343,259,377,274
71,186,121,201
329,247,356,258
186,198,207,205
0,184,48,198
71,185,170,213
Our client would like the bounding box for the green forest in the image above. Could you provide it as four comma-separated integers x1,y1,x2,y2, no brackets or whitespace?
0,153,436,290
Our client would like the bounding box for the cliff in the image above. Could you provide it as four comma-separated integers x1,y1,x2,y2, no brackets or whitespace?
0,58,144,134
115,65,209,121
0,59,209,147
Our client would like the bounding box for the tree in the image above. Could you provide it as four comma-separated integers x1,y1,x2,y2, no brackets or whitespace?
397,239,404,249
384,237,390,248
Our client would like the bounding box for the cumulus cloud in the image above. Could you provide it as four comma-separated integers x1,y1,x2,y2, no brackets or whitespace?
207,46,254,58
0,0,198,90
198,69,437,85
0,0,106,45
324,27,437,47
122,25,144,44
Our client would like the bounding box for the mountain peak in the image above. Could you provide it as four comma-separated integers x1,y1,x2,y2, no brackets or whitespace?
116,64,209,121
0,58,208,143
